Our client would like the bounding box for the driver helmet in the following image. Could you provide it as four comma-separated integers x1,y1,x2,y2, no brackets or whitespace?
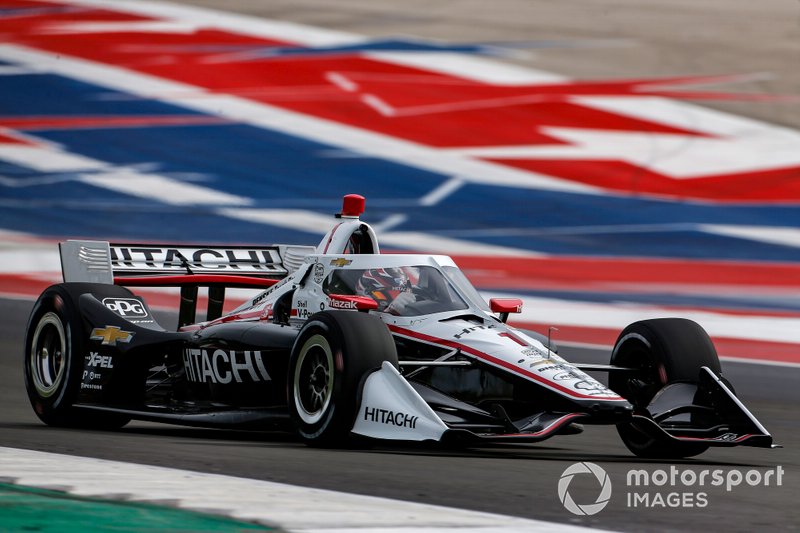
356,267,410,309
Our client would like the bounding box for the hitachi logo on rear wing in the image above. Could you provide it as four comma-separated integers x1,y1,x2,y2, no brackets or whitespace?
59,240,314,283
110,245,286,276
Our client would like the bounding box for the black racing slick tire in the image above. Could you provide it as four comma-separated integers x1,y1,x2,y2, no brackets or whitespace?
24,285,130,429
287,311,398,446
609,318,721,459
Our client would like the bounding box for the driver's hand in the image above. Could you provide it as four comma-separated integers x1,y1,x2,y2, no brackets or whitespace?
387,291,416,315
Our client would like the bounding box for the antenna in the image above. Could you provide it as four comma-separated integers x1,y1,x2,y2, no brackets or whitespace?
547,326,559,354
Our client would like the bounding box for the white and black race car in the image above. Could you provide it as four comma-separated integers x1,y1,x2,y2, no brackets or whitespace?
25,195,776,458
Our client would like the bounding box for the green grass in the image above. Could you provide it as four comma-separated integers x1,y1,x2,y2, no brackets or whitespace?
0,483,277,532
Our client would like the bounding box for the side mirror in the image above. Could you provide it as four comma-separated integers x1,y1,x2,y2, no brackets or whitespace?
490,298,523,323
328,294,378,313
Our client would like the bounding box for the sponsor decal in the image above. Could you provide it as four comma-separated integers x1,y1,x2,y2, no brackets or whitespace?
87,351,114,369
90,326,134,346
363,406,419,429
81,352,110,391
535,363,568,372
518,345,554,364
102,298,150,323
574,380,609,392
553,371,584,381
313,263,325,283
252,276,291,304
522,346,549,358
82,370,103,382
294,299,312,319
329,258,352,267
182,349,271,384
266,276,291,295
110,246,287,275
453,324,495,339
328,298,358,310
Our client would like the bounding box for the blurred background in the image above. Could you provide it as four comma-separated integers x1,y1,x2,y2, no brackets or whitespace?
1,2,798,531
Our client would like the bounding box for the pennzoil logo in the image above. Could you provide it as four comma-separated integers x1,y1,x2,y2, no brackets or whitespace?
90,326,134,346
329,258,352,267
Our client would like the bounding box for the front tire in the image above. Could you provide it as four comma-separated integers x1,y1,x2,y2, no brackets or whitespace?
609,318,719,459
287,311,398,446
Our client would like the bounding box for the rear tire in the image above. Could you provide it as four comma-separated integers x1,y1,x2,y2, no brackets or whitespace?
609,318,719,459
24,285,130,429
287,311,398,446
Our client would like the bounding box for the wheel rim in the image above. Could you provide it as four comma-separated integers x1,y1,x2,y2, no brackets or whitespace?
30,312,67,398
293,334,334,425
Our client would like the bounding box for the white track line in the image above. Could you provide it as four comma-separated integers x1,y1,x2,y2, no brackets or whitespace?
420,177,466,206
0,447,607,533
700,224,800,249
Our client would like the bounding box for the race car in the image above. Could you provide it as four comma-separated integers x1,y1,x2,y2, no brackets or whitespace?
24,195,776,458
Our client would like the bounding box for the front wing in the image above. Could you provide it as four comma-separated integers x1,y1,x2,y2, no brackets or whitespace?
351,363,776,448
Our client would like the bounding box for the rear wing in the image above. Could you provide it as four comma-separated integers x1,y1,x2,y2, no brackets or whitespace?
59,240,314,325
60,241,314,282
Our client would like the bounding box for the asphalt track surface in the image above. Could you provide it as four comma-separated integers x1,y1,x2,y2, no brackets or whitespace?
2,297,797,532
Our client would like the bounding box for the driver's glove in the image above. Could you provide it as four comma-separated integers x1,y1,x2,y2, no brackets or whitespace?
387,291,416,315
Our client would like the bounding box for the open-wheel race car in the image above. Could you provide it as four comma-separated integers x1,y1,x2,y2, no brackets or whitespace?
25,195,777,458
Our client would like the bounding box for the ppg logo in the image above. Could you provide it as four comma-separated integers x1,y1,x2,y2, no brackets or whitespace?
103,298,148,318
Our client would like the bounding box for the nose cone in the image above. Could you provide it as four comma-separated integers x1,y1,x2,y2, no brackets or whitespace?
579,398,634,423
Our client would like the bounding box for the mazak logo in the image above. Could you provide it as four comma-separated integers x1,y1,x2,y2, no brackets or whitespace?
558,462,612,516
103,298,147,318
328,298,358,310
90,326,134,346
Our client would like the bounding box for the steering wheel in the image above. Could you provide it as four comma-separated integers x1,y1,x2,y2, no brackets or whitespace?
411,286,436,302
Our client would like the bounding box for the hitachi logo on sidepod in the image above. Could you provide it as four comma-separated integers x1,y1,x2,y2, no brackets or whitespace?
183,349,271,384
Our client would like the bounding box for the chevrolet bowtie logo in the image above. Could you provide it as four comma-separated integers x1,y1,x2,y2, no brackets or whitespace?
329,258,352,267
90,326,134,346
